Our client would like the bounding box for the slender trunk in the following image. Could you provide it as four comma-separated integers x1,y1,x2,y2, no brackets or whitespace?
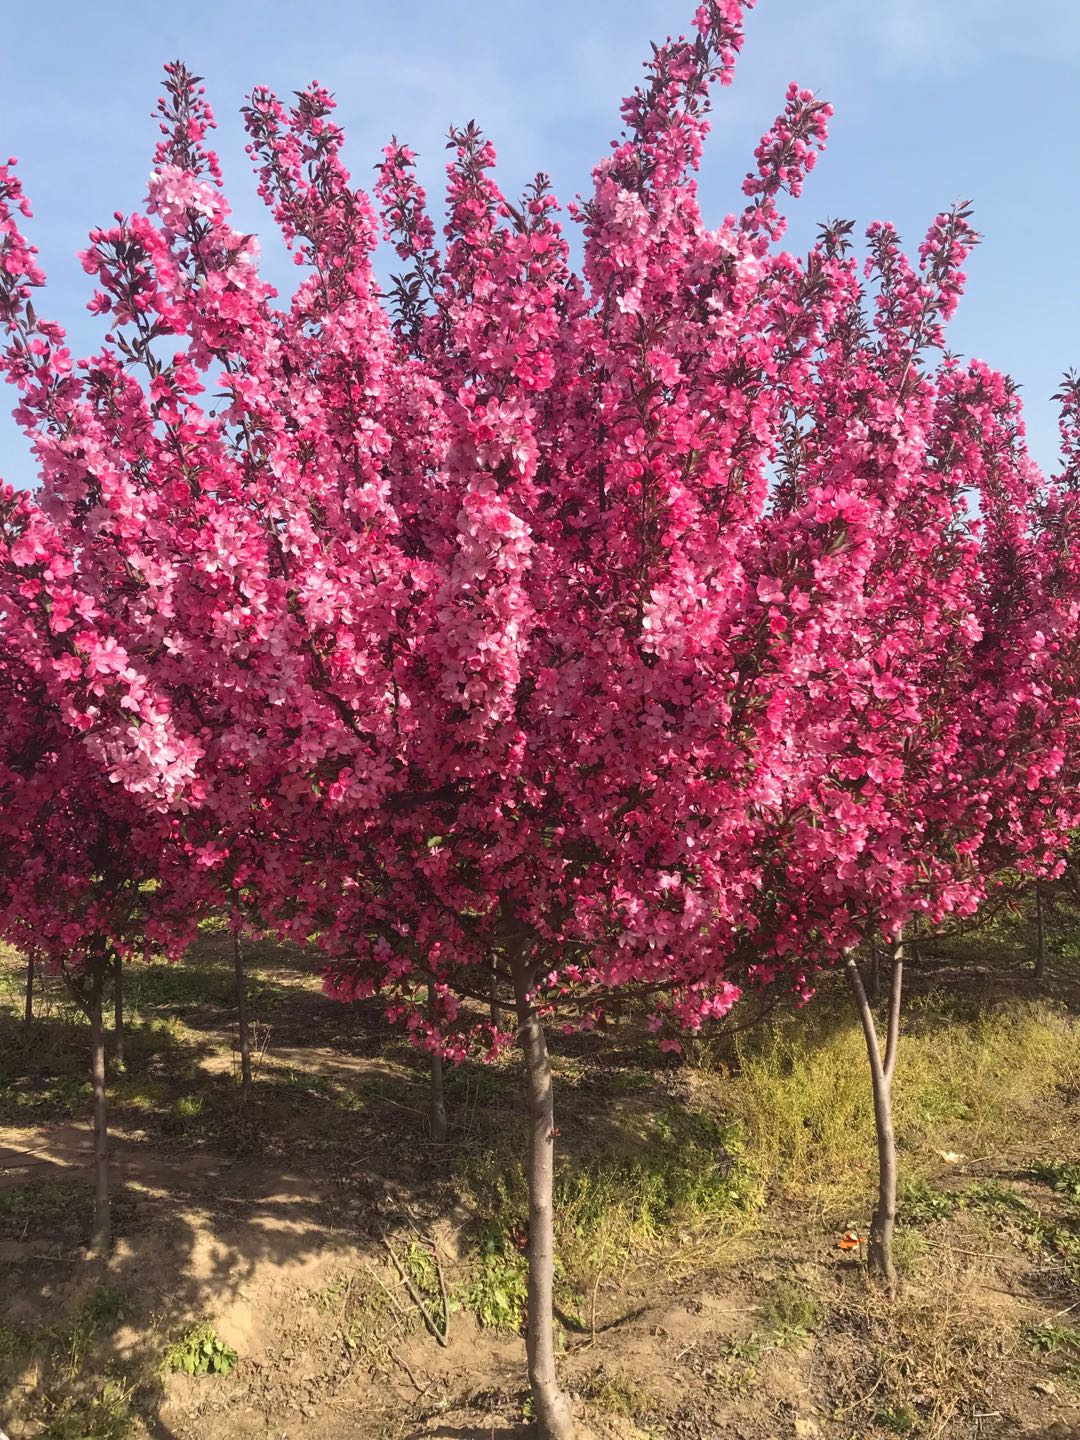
112,951,125,1073
427,978,448,1143
428,1048,448,1144
490,959,501,1031
868,938,880,1004
23,952,34,1029
846,942,902,1298
1034,887,1046,979
232,908,252,1104
511,948,575,1440
89,969,111,1256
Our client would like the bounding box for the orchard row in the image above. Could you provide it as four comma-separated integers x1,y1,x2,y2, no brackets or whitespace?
1,4,1076,1435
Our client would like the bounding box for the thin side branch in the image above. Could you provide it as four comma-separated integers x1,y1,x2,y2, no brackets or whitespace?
845,952,884,1080
882,941,903,1086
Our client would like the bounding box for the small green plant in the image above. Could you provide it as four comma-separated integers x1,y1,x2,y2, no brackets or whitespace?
963,1180,1032,1216
1028,1161,1080,1204
0,1318,36,1366
443,1061,511,1104
312,1276,350,1313
0,1178,87,1217
338,1277,399,1362
599,1068,654,1096
63,1286,128,1375
1026,1320,1080,1355
1025,1319,1080,1382
468,1225,528,1331
165,1322,237,1377
762,1278,822,1340
273,1064,333,1098
967,1181,1080,1281
891,1227,928,1275
708,1332,767,1396
402,1239,439,1297
171,1091,206,1121
875,1404,919,1435
581,1366,661,1421
898,1177,957,1224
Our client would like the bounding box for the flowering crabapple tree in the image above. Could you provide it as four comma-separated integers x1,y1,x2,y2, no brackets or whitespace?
0,3,844,1423
724,276,1080,1292
976,370,1080,981
0,492,198,1253
4,0,1076,1428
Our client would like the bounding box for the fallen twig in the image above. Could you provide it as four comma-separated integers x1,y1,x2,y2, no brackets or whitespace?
362,1261,410,1324
431,1236,451,1343
388,1344,429,1395
920,1238,1005,1262
382,1237,449,1347
833,1370,884,1418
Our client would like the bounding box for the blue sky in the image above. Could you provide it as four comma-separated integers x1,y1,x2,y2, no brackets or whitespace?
1,0,1076,485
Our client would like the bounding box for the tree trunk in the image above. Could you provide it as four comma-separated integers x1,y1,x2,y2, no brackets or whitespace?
232,908,252,1104
23,952,34,1029
511,948,575,1440
868,938,880,1004
425,984,448,1143
490,959,501,1031
89,969,111,1256
1034,886,1046,979
112,951,125,1073
846,942,902,1297
429,1048,448,1144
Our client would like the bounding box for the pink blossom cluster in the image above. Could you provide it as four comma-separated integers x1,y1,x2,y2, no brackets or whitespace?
0,4,1077,1061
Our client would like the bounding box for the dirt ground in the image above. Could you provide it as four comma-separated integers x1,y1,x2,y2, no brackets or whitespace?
1,924,1078,1440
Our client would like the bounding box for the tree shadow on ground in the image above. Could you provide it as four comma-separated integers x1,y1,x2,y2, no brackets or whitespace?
0,992,744,1439
1,914,1077,1439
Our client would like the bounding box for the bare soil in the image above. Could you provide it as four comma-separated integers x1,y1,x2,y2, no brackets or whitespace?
1,932,1078,1440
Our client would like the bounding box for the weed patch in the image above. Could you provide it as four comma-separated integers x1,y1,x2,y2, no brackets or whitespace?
1027,1161,1080,1205
898,1177,958,1225
761,1277,822,1339
965,1181,1080,1281
164,1322,237,1378
462,1103,754,1315
467,1222,528,1331
39,1377,136,1440
717,997,1080,1220
581,1366,663,1426
63,1287,128,1377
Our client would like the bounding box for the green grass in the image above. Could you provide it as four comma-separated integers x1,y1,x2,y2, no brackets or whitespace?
897,1176,958,1224
271,1063,334,1098
713,993,1080,1220
579,1367,663,1427
62,1288,129,1377
705,1282,825,1399
965,1183,1080,1281
0,1178,88,1218
1026,1320,1080,1357
1027,1160,1080,1204
39,1377,137,1440
760,1277,822,1340
459,1103,756,1330
0,1318,37,1367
